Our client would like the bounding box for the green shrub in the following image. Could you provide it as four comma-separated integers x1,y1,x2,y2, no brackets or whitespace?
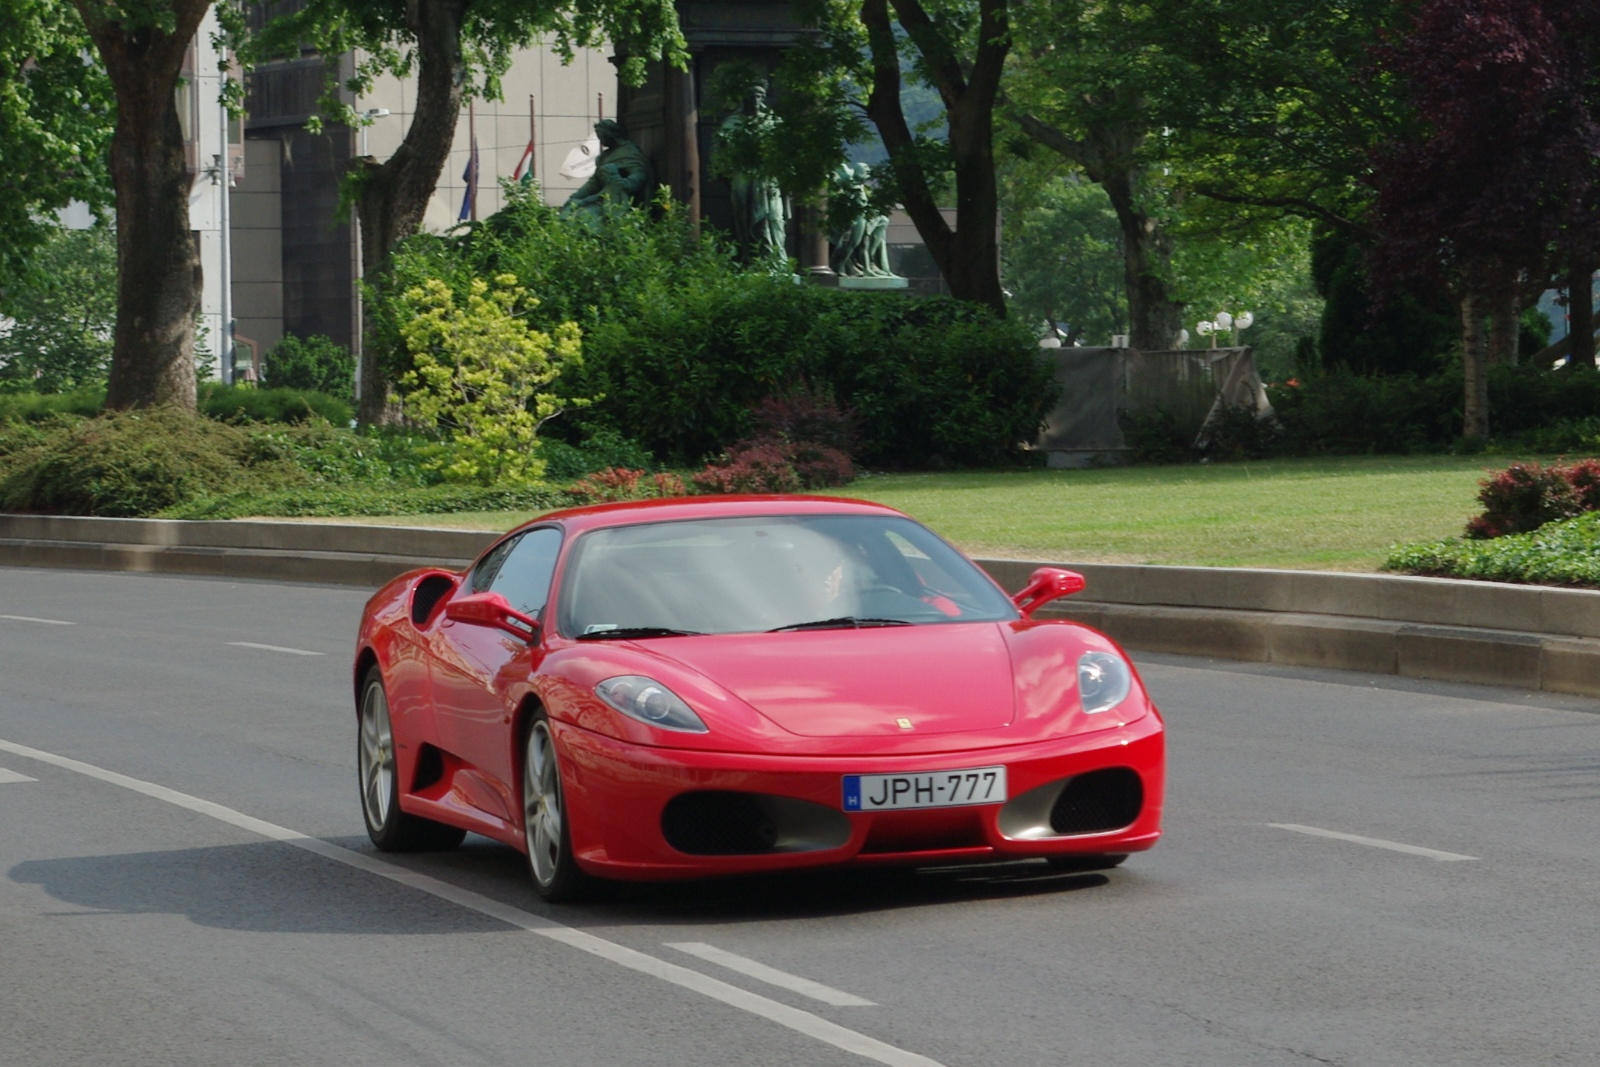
369,187,1054,468
159,482,575,520
0,387,105,423
1385,511,1600,588
262,334,355,402
540,428,659,480
200,383,353,425
0,407,308,516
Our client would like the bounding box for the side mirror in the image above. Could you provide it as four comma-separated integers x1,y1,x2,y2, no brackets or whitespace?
1012,567,1086,618
445,591,540,642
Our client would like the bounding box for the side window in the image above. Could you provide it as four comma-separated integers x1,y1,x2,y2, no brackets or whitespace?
482,527,563,617
469,537,518,595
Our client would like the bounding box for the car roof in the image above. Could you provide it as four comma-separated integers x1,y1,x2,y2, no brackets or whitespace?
519,495,910,537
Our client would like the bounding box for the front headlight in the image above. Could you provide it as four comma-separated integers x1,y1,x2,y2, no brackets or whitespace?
1077,651,1132,713
595,676,709,733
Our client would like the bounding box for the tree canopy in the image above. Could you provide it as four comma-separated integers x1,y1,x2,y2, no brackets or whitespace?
0,0,114,293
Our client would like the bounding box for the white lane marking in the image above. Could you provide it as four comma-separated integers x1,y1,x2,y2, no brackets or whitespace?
226,642,325,657
666,941,876,1007
1270,823,1477,862
0,615,74,626
0,767,37,784
0,737,943,1067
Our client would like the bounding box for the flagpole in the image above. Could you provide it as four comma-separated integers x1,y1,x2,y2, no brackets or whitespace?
469,100,478,221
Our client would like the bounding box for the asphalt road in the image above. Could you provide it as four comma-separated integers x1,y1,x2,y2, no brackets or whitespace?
3,565,1599,1067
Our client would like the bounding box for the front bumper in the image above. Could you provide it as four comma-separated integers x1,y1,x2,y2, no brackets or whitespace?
553,711,1165,881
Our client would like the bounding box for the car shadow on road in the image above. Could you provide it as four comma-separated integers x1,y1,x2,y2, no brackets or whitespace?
584,860,1117,924
9,840,511,935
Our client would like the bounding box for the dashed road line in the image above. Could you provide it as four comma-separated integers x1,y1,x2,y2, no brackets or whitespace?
226,641,325,657
0,736,944,1067
0,615,74,626
1270,823,1477,862
666,941,876,1007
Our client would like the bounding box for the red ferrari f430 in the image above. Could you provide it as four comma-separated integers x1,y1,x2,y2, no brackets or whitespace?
353,497,1164,901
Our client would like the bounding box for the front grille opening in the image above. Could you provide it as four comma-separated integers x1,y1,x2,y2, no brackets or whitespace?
661,792,852,856
1049,768,1143,835
662,792,779,855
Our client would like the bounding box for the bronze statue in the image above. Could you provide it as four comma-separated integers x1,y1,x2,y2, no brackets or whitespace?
563,120,654,220
828,162,895,278
717,86,789,259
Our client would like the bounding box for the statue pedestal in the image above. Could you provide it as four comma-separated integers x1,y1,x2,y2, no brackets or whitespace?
838,276,910,290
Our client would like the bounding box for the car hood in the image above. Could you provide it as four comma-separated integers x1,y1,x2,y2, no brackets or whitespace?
651,623,1018,738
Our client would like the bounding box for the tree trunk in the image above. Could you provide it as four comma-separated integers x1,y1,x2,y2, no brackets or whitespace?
76,0,212,411
1569,266,1594,369
1459,293,1489,439
1012,110,1184,350
1098,164,1182,351
355,0,469,427
1487,286,1521,367
861,0,1008,315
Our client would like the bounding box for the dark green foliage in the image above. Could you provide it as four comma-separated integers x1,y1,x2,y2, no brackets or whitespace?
370,188,1054,468
200,384,354,426
0,388,106,423
1119,408,1190,465
0,225,116,393
261,334,356,403
539,429,660,481
159,483,575,520
0,408,308,516
1309,229,1457,377
1385,511,1600,588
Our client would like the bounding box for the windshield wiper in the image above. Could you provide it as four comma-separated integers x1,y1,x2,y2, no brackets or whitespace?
575,626,704,641
766,617,912,633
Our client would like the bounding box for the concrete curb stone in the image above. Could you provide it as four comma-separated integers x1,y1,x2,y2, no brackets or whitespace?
3,514,1597,700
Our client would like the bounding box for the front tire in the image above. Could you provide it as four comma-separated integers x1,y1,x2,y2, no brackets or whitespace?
358,666,466,852
522,711,597,902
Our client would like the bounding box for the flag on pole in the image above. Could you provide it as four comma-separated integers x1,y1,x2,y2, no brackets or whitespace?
512,140,536,183
458,135,479,222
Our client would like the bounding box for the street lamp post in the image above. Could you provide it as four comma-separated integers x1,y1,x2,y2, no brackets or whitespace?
353,108,391,401
1195,311,1254,347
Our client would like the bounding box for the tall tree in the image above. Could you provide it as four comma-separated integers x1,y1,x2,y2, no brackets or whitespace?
72,0,214,410
1004,0,1185,349
849,0,1009,313
1,0,114,294
1371,0,1600,437
241,0,686,425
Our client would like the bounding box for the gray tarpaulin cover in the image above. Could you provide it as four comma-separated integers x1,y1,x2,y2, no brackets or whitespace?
1036,346,1272,454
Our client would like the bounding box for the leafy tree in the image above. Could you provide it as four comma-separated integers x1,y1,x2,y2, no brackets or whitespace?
398,274,586,485
237,0,686,427
1000,161,1125,345
1004,0,1186,348
0,0,114,292
0,223,117,392
69,0,216,411
839,0,1010,312
1370,0,1600,437
261,334,355,402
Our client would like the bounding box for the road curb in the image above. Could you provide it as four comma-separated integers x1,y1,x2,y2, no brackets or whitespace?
3,514,1597,700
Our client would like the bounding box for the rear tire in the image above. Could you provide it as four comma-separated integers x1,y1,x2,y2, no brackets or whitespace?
522,711,598,903
1044,853,1128,874
359,667,467,852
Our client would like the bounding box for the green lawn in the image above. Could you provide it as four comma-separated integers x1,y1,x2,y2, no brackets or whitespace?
322,455,1537,572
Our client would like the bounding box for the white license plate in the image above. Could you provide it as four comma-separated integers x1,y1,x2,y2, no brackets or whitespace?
842,766,1007,812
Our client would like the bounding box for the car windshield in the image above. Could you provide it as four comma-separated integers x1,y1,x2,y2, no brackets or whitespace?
557,514,1018,638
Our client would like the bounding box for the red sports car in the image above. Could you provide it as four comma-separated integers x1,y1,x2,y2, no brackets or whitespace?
354,496,1164,901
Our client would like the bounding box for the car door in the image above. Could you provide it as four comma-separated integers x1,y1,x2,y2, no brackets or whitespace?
428,526,562,824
